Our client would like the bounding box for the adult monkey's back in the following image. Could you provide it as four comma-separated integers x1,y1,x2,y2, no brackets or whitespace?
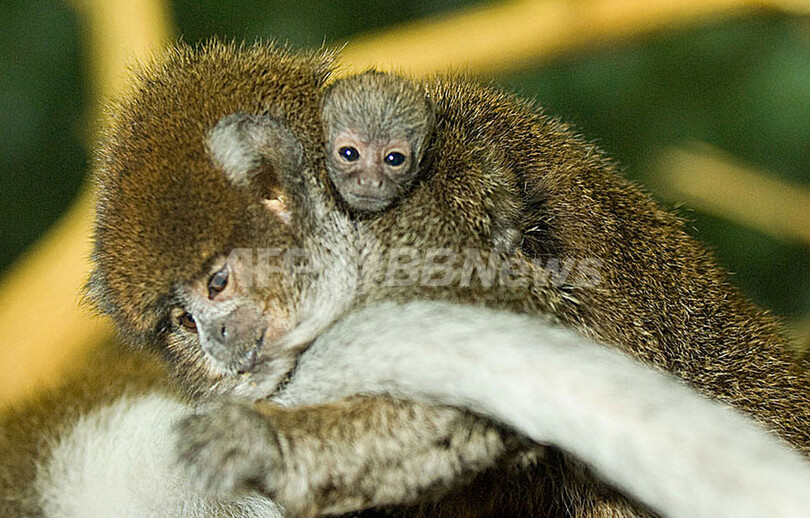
419,75,810,443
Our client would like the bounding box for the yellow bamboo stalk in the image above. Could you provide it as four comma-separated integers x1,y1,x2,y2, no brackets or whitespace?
0,0,172,408
656,143,810,246
0,190,104,407
74,0,174,102
339,0,809,77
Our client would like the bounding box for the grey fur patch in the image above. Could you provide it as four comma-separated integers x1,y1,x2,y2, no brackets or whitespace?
208,113,303,190
36,393,282,518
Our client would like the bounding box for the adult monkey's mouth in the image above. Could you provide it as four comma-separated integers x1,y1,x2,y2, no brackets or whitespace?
271,366,296,396
251,337,316,399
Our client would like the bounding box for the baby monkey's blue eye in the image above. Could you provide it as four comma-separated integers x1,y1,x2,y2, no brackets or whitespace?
385,152,406,167
339,146,360,161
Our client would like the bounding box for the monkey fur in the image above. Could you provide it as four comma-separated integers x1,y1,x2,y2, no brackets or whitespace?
271,301,810,518
86,43,810,516
85,43,558,516
175,67,810,516
3,42,810,518
7,304,810,518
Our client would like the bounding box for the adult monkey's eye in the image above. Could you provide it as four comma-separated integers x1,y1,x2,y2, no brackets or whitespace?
178,312,198,333
339,146,360,162
208,265,229,299
385,152,406,167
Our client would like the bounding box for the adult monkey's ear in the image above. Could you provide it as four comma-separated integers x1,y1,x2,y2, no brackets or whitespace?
208,113,303,224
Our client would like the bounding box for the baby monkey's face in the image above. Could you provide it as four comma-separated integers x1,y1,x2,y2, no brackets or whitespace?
321,71,433,213
327,127,416,212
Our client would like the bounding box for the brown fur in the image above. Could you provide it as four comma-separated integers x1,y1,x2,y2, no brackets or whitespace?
342,74,810,515
89,42,330,347
88,42,335,399
315,70,810,452
416,75,810,450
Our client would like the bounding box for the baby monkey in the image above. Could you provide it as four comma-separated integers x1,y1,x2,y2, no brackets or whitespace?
322,71,434,212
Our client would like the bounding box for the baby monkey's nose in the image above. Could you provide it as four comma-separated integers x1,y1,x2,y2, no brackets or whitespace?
356,174,384,189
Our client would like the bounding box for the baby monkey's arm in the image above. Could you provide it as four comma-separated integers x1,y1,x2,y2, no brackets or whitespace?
176,396,537,517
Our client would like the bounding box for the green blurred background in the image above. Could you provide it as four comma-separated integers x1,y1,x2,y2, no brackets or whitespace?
1,0,808,337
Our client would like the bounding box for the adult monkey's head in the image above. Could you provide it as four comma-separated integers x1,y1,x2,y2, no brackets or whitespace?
88,41,334,398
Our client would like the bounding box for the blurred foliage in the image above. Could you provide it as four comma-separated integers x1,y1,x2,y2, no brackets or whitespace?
0,1,807,318
0,1,87,271
170,0,484,47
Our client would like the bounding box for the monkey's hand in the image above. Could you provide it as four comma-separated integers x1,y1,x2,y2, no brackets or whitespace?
175,400,283,498
175,396,536,517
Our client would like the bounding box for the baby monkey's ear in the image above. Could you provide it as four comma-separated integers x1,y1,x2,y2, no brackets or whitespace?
208,113,302,223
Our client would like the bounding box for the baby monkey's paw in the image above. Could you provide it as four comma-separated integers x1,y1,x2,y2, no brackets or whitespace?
175,400,283,497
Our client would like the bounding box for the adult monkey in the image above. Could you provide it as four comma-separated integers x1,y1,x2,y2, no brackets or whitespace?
2,41,808,518
86,41,810,516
